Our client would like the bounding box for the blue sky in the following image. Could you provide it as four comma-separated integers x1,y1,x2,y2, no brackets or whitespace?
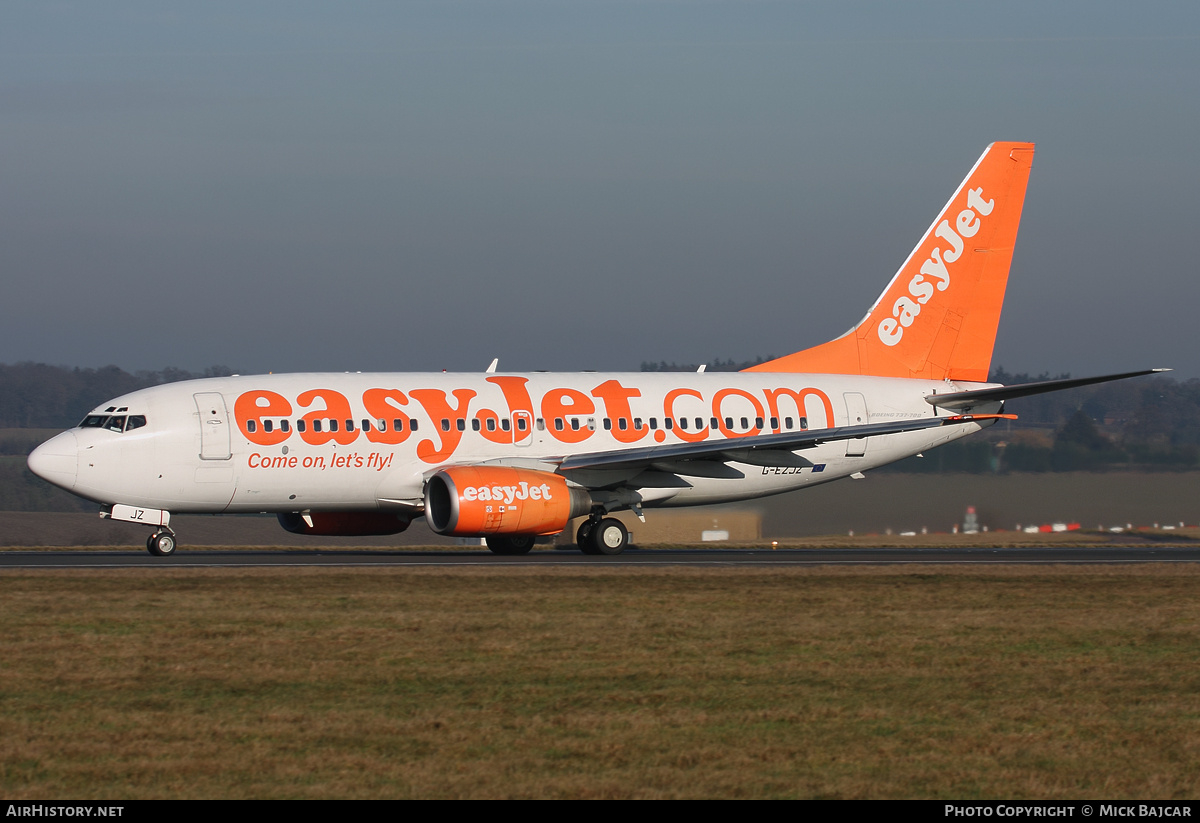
2,1,1198,378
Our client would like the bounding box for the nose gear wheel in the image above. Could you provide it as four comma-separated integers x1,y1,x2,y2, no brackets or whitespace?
146,530,177,557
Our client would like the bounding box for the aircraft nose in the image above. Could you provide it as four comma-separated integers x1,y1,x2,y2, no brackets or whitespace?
27,431,79,491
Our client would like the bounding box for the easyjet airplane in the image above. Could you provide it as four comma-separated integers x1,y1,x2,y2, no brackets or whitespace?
27,142,1161,556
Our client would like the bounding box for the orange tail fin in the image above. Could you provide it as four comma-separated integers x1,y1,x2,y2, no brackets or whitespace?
746,142,1035,382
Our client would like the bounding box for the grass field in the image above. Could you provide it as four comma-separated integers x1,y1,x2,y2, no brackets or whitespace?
2,565,1199,799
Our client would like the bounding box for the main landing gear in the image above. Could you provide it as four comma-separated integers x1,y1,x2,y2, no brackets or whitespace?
146,529,177,557
577,515,628,555
486,534,535,555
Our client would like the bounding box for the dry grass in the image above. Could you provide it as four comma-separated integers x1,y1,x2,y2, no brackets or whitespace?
2,565,1199,799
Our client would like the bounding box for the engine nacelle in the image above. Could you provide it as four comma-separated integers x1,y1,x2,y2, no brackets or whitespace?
277,511,412,536
425,466,591,536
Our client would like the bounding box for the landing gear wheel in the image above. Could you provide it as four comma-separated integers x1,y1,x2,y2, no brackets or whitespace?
577,520,599,554
589,518,628,556
147,530,177,557
486,535,535,556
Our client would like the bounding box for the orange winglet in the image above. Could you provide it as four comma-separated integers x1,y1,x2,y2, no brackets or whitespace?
746,142,1035,382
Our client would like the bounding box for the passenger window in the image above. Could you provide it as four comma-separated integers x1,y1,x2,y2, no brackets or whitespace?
603,419,612,431
329,419,339,432
297,420,307,433
486,418,496,432
784,417,793,430
618,418,628,431
410,420,419,432
441,419,450,432
755,417,763,430
696,418,704,430
456,419,466,432
740,417,748,430
126,415,147,431
725,417,733,430
264,420,274,433
554,418,564,431
393,419,404,432
246,420,257,433
280,420,290,432
633,417,643,430
679,418,688,430
516,418,526,432
536,419,545,431
345,419,354,431
313,420,323,433
800,417,809,430
710,418,718,429
664,418,673,430
770,417,778,430
501,419,510,432
472,419,481,432
570,419,580,431
649,418,657,430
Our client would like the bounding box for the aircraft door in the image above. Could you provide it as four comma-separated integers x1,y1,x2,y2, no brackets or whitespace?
843,392,868,457
194,392,232,460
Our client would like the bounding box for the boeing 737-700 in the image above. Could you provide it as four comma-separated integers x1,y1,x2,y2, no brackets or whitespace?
27,142,1163,555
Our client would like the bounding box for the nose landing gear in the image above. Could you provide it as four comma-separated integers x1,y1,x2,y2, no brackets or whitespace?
100,504,179,557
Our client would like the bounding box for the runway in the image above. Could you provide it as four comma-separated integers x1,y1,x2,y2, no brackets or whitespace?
4,545,1200,569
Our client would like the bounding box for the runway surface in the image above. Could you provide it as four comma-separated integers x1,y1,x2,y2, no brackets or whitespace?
5,546,1200,569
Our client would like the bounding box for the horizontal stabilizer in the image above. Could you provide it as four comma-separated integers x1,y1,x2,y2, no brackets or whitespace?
926,369,1169,411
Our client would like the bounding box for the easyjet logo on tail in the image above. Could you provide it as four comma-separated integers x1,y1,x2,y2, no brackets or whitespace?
742,141,1032,380
877,187,994,347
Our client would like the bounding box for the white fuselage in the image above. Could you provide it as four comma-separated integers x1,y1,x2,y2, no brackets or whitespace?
29,371,995,516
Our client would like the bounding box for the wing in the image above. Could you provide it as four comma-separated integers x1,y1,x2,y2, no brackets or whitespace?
554,413,1012,472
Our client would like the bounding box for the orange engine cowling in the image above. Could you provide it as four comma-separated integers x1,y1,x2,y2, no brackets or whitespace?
278,512,412,536
425,467,592,536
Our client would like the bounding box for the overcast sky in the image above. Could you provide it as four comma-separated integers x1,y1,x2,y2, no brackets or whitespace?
2,1,1197,380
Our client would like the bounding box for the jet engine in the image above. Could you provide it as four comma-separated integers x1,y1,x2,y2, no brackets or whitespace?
277,511,412,536
425,466,591,536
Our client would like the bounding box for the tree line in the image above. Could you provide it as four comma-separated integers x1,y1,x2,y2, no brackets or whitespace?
0,363,235,430
882,368,1200,472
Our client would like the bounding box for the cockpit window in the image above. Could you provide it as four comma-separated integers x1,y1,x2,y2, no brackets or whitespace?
79,414,146,431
